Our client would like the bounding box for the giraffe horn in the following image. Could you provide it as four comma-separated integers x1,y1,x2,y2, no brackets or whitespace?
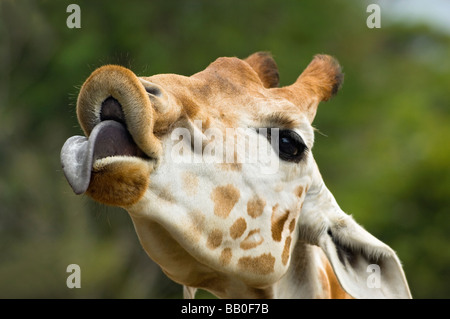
273,55,344,123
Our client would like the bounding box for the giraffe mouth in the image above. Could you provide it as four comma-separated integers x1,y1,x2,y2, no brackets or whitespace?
61,97,148,195
95,97,149,161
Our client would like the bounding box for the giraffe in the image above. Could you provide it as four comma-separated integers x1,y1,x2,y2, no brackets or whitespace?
61,52,412,299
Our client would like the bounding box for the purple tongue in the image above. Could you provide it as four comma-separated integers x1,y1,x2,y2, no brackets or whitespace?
61,120,142,194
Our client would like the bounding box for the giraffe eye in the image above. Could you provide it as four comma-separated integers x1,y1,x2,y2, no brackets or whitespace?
277,130,308,163
258,128,308,163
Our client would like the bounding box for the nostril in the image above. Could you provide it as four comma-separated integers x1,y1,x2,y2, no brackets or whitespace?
100,97,126,125
145,86,162,97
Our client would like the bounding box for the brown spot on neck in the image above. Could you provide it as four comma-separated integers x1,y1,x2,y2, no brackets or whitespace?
271,205,290,242
207,229,223,249
240,229,264,250
247,196,266,218
295,185,304,198
211,184,240,218
238,253,275,275
220,248,232,266
230,217,247,239
281,236,292,265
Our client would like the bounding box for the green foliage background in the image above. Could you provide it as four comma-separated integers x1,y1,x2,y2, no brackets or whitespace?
0,0,449,298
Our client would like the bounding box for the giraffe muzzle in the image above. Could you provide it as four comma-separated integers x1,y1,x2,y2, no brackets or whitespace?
60,118,147,194
61,65,161,196
75,64,162,158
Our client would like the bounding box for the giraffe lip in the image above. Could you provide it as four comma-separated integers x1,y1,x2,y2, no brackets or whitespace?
61,120,147,194
91,120,148,161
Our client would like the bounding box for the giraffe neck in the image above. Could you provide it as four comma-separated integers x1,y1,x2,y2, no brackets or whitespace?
273,239,352,299
195,239,349,299
273,240,324,298
211,240,330,299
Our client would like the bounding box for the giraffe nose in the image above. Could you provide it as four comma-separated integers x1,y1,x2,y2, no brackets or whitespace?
75,64,162,159
100,96,126,125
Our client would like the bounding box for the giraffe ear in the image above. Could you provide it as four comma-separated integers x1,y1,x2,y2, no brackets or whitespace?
244,52,280,88
317,215,412,299
273,55,344,123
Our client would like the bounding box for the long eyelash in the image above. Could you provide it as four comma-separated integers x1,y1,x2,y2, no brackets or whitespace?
256,128,309,163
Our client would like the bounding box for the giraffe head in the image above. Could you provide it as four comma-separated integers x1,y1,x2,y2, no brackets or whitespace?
61,52,411,298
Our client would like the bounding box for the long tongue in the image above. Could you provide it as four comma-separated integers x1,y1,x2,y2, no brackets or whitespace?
61,120,141,195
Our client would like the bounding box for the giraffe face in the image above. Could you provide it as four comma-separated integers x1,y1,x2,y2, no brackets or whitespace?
61,53,344,294
130,99,317,289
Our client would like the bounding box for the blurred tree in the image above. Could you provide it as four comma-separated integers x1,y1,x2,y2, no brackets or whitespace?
0,0,448,298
